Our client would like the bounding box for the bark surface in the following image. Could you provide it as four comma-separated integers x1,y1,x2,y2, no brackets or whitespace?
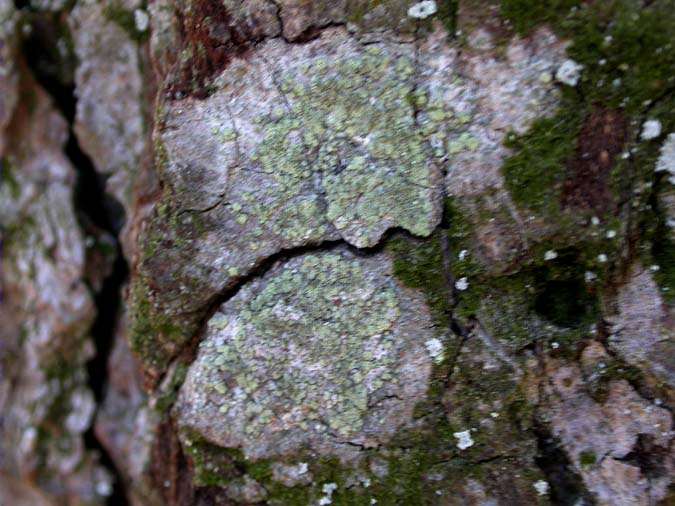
0,0,674,505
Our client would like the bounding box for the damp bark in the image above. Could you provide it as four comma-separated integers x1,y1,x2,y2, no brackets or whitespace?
18,8,130,504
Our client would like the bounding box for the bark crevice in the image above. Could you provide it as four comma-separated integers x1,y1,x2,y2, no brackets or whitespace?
17,10,130,505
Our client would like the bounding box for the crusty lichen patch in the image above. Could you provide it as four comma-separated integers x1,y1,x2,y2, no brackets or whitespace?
135,28,471,371
160,29,443,251
224,38,442,249
176,249,435,461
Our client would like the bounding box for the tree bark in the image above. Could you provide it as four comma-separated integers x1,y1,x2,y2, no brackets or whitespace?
0,0,674,505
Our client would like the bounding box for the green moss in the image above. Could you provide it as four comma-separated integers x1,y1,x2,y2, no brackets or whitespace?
502,106,582,216
128,276,183,372
501,0,675,268
452,245,600,352
128,189,222,375
155,364,188,413
444,199,484,278
579,450,596,468
387,199,484,329
182,437,374,505
647,112,675,300
345,0,385,25
266,457,370,505
436,0,459,35
500,0,581,35
388,231,452,328
183,435,241,487
373,387,541,503
181,356,540,504
652,220,675,302
384,225,545,501
562,1,675,115
103,2,149,42
0,157,20,199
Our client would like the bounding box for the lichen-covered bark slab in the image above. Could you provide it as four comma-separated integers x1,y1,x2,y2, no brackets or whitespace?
135,21,570,376
135,27,473,370
177,248,435,460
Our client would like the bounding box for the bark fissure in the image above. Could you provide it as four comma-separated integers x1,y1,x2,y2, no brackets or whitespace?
18,12,130,504
533,421,596,506
153,223,452,397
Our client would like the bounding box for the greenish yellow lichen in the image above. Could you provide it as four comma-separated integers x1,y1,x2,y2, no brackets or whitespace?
236,48,441,248
200,252,403,440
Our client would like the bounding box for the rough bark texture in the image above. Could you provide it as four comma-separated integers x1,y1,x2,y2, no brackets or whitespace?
1,0,674,505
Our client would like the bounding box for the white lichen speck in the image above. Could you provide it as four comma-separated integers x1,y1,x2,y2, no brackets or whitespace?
425,338,444,363
641,119,662,141
533,480,550,496
134,9,150,32
555,59,583,86
655,133,675,184
544,250,558,261
407,1,437,19
319,483,338,505
453,430,474,450
455,277,469,291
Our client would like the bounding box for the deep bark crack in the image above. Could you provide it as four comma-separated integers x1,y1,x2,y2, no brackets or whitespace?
17,10,130,504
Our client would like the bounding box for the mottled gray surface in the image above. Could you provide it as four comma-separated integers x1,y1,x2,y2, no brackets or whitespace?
608,264,675,387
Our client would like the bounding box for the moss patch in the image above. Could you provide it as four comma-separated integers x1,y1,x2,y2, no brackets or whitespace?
436,0,460,35
500,0,675,300
500,0,581,35
501,0,675,211
501,101,582,217
0,157,20,199
578,450,596,468
128,275,183,375
388,230,452,329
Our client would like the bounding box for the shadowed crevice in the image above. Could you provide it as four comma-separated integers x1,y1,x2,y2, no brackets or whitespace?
534,421,595,506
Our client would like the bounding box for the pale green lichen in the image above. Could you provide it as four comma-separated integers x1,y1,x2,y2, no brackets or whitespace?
233,48,442,248
209,253,398,437
178,250,432,460
140,36,481,374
